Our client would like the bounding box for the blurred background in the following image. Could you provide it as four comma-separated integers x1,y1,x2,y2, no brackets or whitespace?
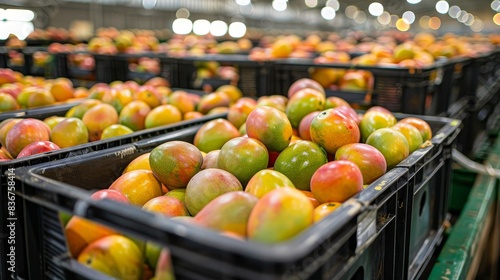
0,0,499,42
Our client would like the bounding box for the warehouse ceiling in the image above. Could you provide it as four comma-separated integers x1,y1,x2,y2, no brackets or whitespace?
0,0,498,32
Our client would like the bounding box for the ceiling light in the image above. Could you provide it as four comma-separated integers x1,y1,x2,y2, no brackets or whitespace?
419,16,430,29
172,18,192,34
176,8,190,18
229,22,246,38
3,9,35,21
377,11,391,25
193,19,210,35
390,15,399,27
354,11,367,24
305,0,318,8
429,17,441,30
345,5,358,19
471,19,484,31
326,0,340,11
210,20,228,36
272,0,287,12
235,0,251,6
142,0,156,10
407,0,421,4
465,14,474,26
368,2,384,17
492,0,500,12
396,18,410,31
321,7,336,20
436,1,449,14
494,13,500,25
402,11,415,24
448,5,461,18
458,10,468,23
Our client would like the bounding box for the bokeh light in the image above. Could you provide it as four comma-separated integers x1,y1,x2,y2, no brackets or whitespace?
396,18,410,31
419,16,431,29
429,17,441,30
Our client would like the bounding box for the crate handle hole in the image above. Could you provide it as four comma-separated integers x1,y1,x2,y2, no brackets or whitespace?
419,190,427,216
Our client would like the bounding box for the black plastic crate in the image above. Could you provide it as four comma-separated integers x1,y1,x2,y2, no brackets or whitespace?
54,52,95,82
434,57,472,116
451,78,500,158
112,53,165,85
1,47,29,75
274,58,452,115
390,113,461,280
0,47,7,68
176,55,274,98
55,51,117,83
460,51,498,94
0,102,80,122
0,113,225,280
13,120,416,280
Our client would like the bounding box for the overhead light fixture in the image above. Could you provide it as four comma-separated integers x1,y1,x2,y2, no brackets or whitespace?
407,0,421,4
305,0,318,8
193,19,210,35
345,5,358,19
448,5,461,18
326,0,340,11
458,10,468,23
235,0,251,6
354,11,367,24
429,17,441,30
176,8,190,18
402,11,415,24
396,18,410,31
471,19,484,31
377,11,391,25
492,0,500,12
172,18,192,34
272,0,287,12
321,6,336,20
142,0,157,10
436,1,450,14
2,9,35,21
229,22,246,38
493,13,500,25
419,16,430,29
210,20,228,36
368,2,384,17
465,14,475,26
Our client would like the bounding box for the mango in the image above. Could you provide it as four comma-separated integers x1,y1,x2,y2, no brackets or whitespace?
82,103,119,141
65,216,117,258
119,100,151,131
185,168,243,216
196,92,231,114
193,191,258,236
193,119,240,153
50,117,89,148
66,99,102,119
5,118,50,158
77,235,144,280
247,187,314,243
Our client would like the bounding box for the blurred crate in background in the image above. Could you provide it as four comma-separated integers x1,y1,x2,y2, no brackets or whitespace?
55,52,117,84
176,55,274,98
113,53,176,86
274,58,456,115
0,47,29,75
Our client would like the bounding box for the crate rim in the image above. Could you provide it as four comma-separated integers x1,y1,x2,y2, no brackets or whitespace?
0,112,226,166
